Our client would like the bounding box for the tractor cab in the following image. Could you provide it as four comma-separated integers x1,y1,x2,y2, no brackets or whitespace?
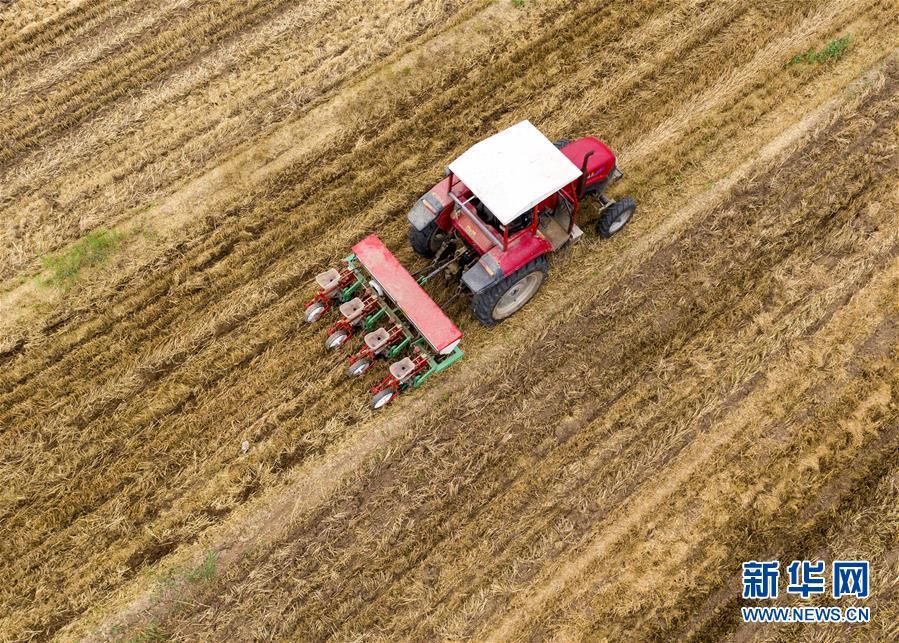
447,120,583,255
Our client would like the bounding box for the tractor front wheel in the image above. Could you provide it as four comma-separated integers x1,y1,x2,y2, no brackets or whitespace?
597,196,636,238
408,220,446,258
471,256,548,325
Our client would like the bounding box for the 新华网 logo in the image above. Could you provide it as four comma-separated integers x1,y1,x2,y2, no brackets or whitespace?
740,559,871,624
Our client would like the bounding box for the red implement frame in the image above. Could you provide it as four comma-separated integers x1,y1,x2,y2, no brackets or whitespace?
352,234,462,354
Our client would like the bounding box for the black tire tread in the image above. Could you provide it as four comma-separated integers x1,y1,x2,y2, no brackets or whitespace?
408,220,440,258
597,196,636,238
470,255,548,325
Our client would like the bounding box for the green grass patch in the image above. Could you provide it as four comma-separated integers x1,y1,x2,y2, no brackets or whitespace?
126,549,218,641
40,228,121,288
511,0,525,7
789,35,851,66
186,549,217,583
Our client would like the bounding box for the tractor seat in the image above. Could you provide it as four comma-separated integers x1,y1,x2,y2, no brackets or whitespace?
389,357,416,382
364,327,391,352
339,297,365,321
315,268,342,292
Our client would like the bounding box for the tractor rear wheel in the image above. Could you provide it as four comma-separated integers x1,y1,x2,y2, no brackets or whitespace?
408,220,446,258
597,196,636,238
471,256,548,325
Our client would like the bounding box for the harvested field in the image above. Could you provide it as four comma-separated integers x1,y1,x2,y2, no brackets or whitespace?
0,0,896,640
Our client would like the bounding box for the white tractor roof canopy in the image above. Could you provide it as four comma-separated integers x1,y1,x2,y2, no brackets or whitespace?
448,120,582,226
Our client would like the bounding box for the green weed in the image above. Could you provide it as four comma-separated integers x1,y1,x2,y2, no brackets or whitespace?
186,549,217,583
40,228,121,287
789,35,851,66
128,621,168,643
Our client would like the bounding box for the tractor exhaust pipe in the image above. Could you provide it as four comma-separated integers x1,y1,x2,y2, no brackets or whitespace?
576,151,594,199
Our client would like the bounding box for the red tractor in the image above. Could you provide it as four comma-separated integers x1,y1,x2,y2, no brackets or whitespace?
406,119,635,324
305,120,634,407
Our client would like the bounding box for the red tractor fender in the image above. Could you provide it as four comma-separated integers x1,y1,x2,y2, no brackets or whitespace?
491,231,553,275
462,229,553,293
407,175,455,233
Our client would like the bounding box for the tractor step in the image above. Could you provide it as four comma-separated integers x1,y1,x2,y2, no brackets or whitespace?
538,217,583,250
